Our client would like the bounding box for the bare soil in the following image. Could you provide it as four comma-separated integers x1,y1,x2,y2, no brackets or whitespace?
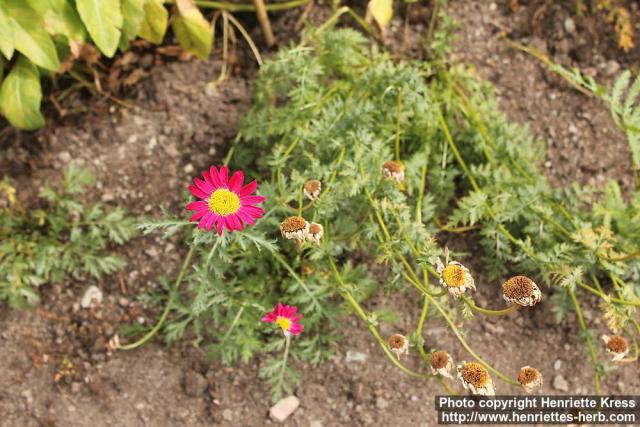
1,1,638,426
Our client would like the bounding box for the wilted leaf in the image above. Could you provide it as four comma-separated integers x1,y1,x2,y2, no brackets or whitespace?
367,0,393,30
2,0,60,71
138,0,168,44
76,0,123,57
172,0,212,60
0,55,45,130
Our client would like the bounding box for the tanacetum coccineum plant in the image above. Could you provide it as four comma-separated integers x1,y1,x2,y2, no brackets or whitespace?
120,20,639,399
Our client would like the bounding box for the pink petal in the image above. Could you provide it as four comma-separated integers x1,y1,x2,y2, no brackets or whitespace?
209,166,221,187
291,314,302,322
205,213,218,231
241,195,265,205
188,185,208,199
194,177,212,193
219,166,229,187
237,210,256,225
228,171,245,192
216,221,223,235
289,324,304,335
242,205,264,218
239,180,258,197
202,171,213,186
229,215,244,231
186,201,208,212
275,304,284,316
261,314,276,322
197,213,211,230
190,210,206,222
285,306,298,317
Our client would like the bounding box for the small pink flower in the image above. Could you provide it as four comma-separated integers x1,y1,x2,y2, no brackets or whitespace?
186,165,265,235
261,303,304,336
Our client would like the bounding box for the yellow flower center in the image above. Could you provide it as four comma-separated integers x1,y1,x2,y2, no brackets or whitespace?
443,264,466,287
275,316,291,332
208,188,240,216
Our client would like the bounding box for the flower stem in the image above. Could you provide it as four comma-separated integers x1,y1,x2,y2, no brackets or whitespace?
120,246,195,350
395,88,403,162
569,289,601,395
461,297,520,316
278,334,291,388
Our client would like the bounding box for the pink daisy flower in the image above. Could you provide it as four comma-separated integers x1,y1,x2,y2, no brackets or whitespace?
261,303,304,336
186,166,265,235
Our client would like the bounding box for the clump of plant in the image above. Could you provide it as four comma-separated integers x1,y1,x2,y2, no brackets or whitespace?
118,18,639,399
0,165,136,308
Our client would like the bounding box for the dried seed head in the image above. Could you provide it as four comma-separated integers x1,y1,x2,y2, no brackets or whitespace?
382,160,405,183
107,334,121,353
606,335,629,353
442,264,467,287
518,366,543,394
388,334,408,359
306,222,324,244
280,216,309,241
303,180,322,201
430,351,450,369
436,259,476,298
459,362,490,388
502,276,542,306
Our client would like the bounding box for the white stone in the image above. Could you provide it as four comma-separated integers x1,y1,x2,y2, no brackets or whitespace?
345,350,368,363
81,286,103,308
269,396,300,422
553,374,569,392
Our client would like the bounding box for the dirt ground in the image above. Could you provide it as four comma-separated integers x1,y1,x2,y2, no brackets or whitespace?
1,1,639,426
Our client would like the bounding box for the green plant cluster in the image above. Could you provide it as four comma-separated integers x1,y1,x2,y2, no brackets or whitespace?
138,24,639,398
0,0,212,130
0,165,136,308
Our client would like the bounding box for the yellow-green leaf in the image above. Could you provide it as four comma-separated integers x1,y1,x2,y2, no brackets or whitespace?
3,0,60,71
172,0,212,60
138,0,168,44
120,0,145,47
0,55,45,130
76,0,123,57
368,0,393,29
0,7,15,60
44,0,87,43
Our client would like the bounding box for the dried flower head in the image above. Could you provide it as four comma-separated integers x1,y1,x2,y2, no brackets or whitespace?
107,334,121,354
601,335,629,362
303,179,321,201
436,249,475,298
502,276,542,306
457,361,495,396
186,166,265,235
306,222,324,244
261,303,304,336
518,366,543,394
382,160,405,183
430,350,454,378
280,216,309,241
388,334,409,359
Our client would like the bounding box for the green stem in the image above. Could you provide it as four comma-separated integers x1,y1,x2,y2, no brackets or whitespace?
461,297,520,316
395,88,403,161
278,334,291,389
569,289,601,395
184,0,311,12
272,251,324,314
121,246,195,350
415,152,428,223
577,281,640,307
328,256,433,379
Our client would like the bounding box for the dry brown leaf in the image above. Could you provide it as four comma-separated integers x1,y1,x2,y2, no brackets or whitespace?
123,68,147,87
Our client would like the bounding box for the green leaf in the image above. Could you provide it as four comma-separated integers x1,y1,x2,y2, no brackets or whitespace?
76,0,123,57
138,0,168,44
367,0,393,29
171,0,212,60
0,7,15,60
3,0,60,71
120,0,145,49
43,0,87,43
0,55,45,130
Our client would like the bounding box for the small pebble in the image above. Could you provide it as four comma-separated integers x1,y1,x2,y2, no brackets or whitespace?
345,350,368,363
80,286,103,309
269,396,300,423
553,374,569,392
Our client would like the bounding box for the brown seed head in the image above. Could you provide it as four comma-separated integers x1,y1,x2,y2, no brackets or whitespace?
460,362,490,388
607,335,629,354
388,334,406,350
430,351,450,369
281,216,307,232
304,180,321,194
382,160,404,173
518,367,541,385
309,223,323,235
502,276,537,300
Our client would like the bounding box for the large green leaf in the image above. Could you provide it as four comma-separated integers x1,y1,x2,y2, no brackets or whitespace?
3,1,60,71
172,0,212,60
138,0,167,44
76,0,123,57
0,55,45,130
119,0,145,50
44,0,87,43
0,7,15,60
